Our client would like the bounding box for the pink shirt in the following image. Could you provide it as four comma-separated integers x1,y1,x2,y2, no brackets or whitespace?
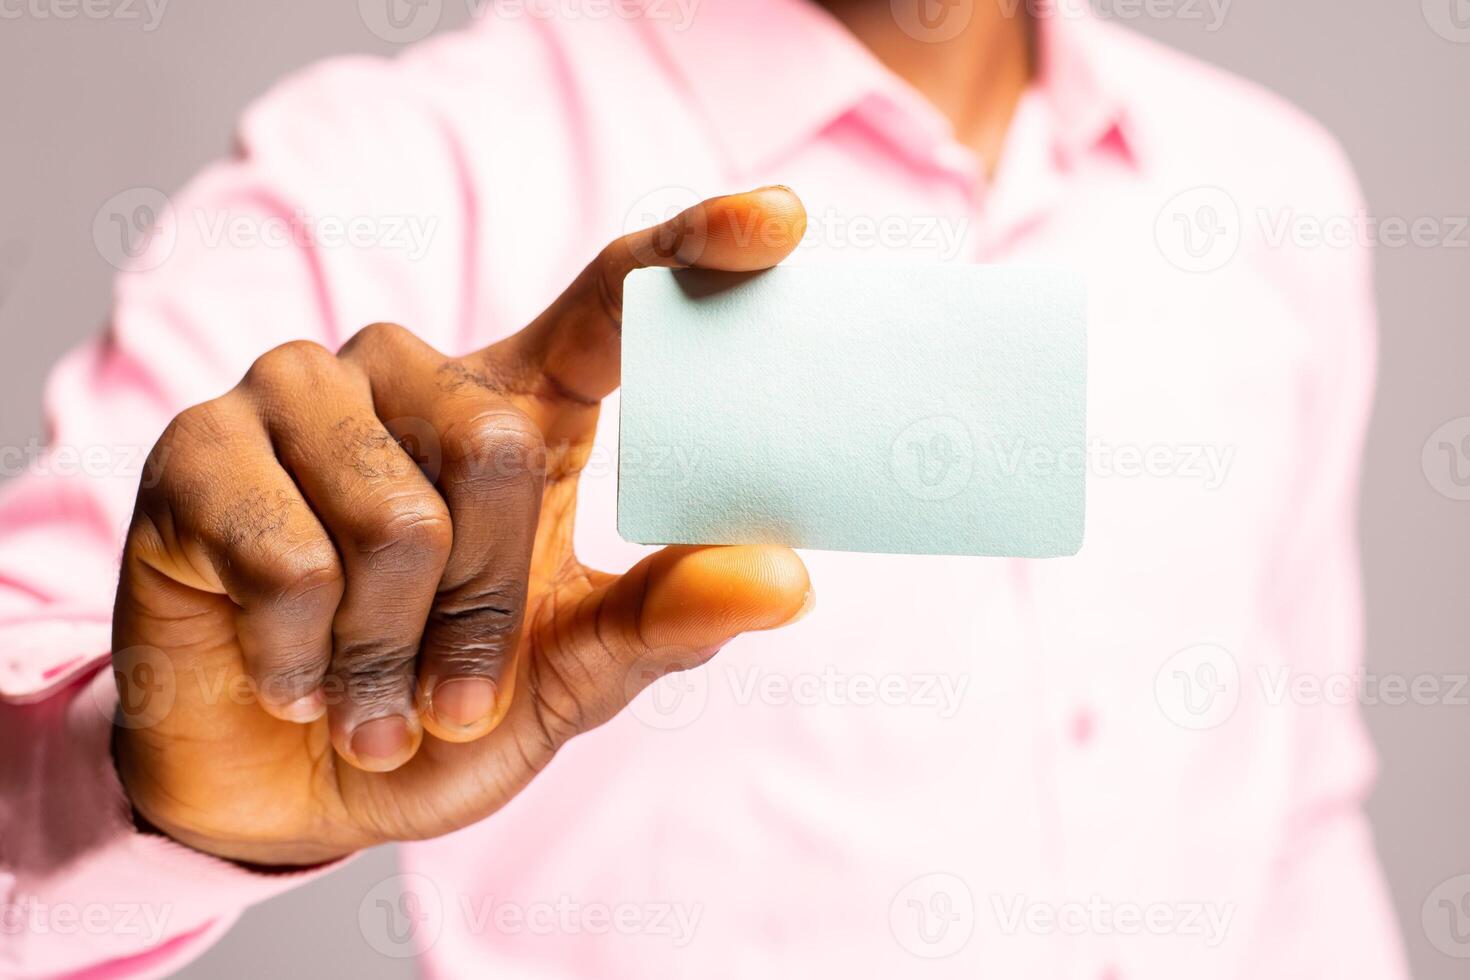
0,1,1406,976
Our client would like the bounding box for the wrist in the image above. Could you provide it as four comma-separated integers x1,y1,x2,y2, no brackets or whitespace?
111,724,355,868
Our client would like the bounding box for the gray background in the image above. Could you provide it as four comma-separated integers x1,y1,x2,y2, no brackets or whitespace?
0,1,1465,977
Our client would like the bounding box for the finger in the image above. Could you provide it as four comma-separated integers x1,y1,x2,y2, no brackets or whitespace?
333,546,811,838
407,394,542,744
243,340,452,772
496,185,807,410
126,395,344,725
522,545,813,746
339,323,544,744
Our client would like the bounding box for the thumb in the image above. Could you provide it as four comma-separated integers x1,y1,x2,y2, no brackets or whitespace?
533,545,812,738
496,186,807,410
621,544,812,652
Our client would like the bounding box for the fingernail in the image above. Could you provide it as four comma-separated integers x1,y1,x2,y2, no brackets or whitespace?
278,691,326,724
429,677,498,733
349,715,413,769
785,590,816,625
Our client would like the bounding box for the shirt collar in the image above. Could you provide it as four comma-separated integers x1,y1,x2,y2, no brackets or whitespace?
636,0,1141,178
1033,0,1143,167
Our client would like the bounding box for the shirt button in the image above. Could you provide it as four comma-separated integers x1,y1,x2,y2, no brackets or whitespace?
1070,707,1096,746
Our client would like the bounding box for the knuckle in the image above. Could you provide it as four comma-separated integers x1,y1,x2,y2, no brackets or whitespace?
160,398,230,455
353,320,410,348
331,641,417,706
259,538,345,607
144,398,243,500
428,581,526,668
446,408,546,487
244,340,336,393
254,649,328,702
351,490,454,570
341,321,419,363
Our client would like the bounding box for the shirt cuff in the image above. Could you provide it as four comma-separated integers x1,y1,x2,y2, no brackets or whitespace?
2,663,351,978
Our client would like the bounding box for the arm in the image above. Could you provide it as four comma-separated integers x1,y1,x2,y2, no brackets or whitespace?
1243,155,1407,979
0,151,367,977
0,59,460,969
2,58,811,976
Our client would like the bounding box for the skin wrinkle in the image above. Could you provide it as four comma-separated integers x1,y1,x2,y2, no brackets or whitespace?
352,507,450,575
610,560,653,667
433,647,512,679
299,724,353,856
440,413,545,492
432,599,516,621
257,542,341,604
329,644,420,712
507,689,559,780
487,336,601,409
535,368,601,409
594,248,629,325
255,654,327,701
585,576,629,704
526,614,585,752
429,598,519,659
435,592,530,689
527,576,585,750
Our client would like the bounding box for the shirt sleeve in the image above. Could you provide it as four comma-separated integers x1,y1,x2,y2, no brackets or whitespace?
1242,152,1408,979
0,48,479,978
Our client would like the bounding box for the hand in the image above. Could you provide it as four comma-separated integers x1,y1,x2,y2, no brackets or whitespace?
111,187,812,866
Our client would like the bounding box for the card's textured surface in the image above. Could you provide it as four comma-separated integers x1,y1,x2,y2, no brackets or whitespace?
617,265,1087,557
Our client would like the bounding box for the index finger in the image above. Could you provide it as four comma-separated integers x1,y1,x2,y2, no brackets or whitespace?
494,185,807,409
